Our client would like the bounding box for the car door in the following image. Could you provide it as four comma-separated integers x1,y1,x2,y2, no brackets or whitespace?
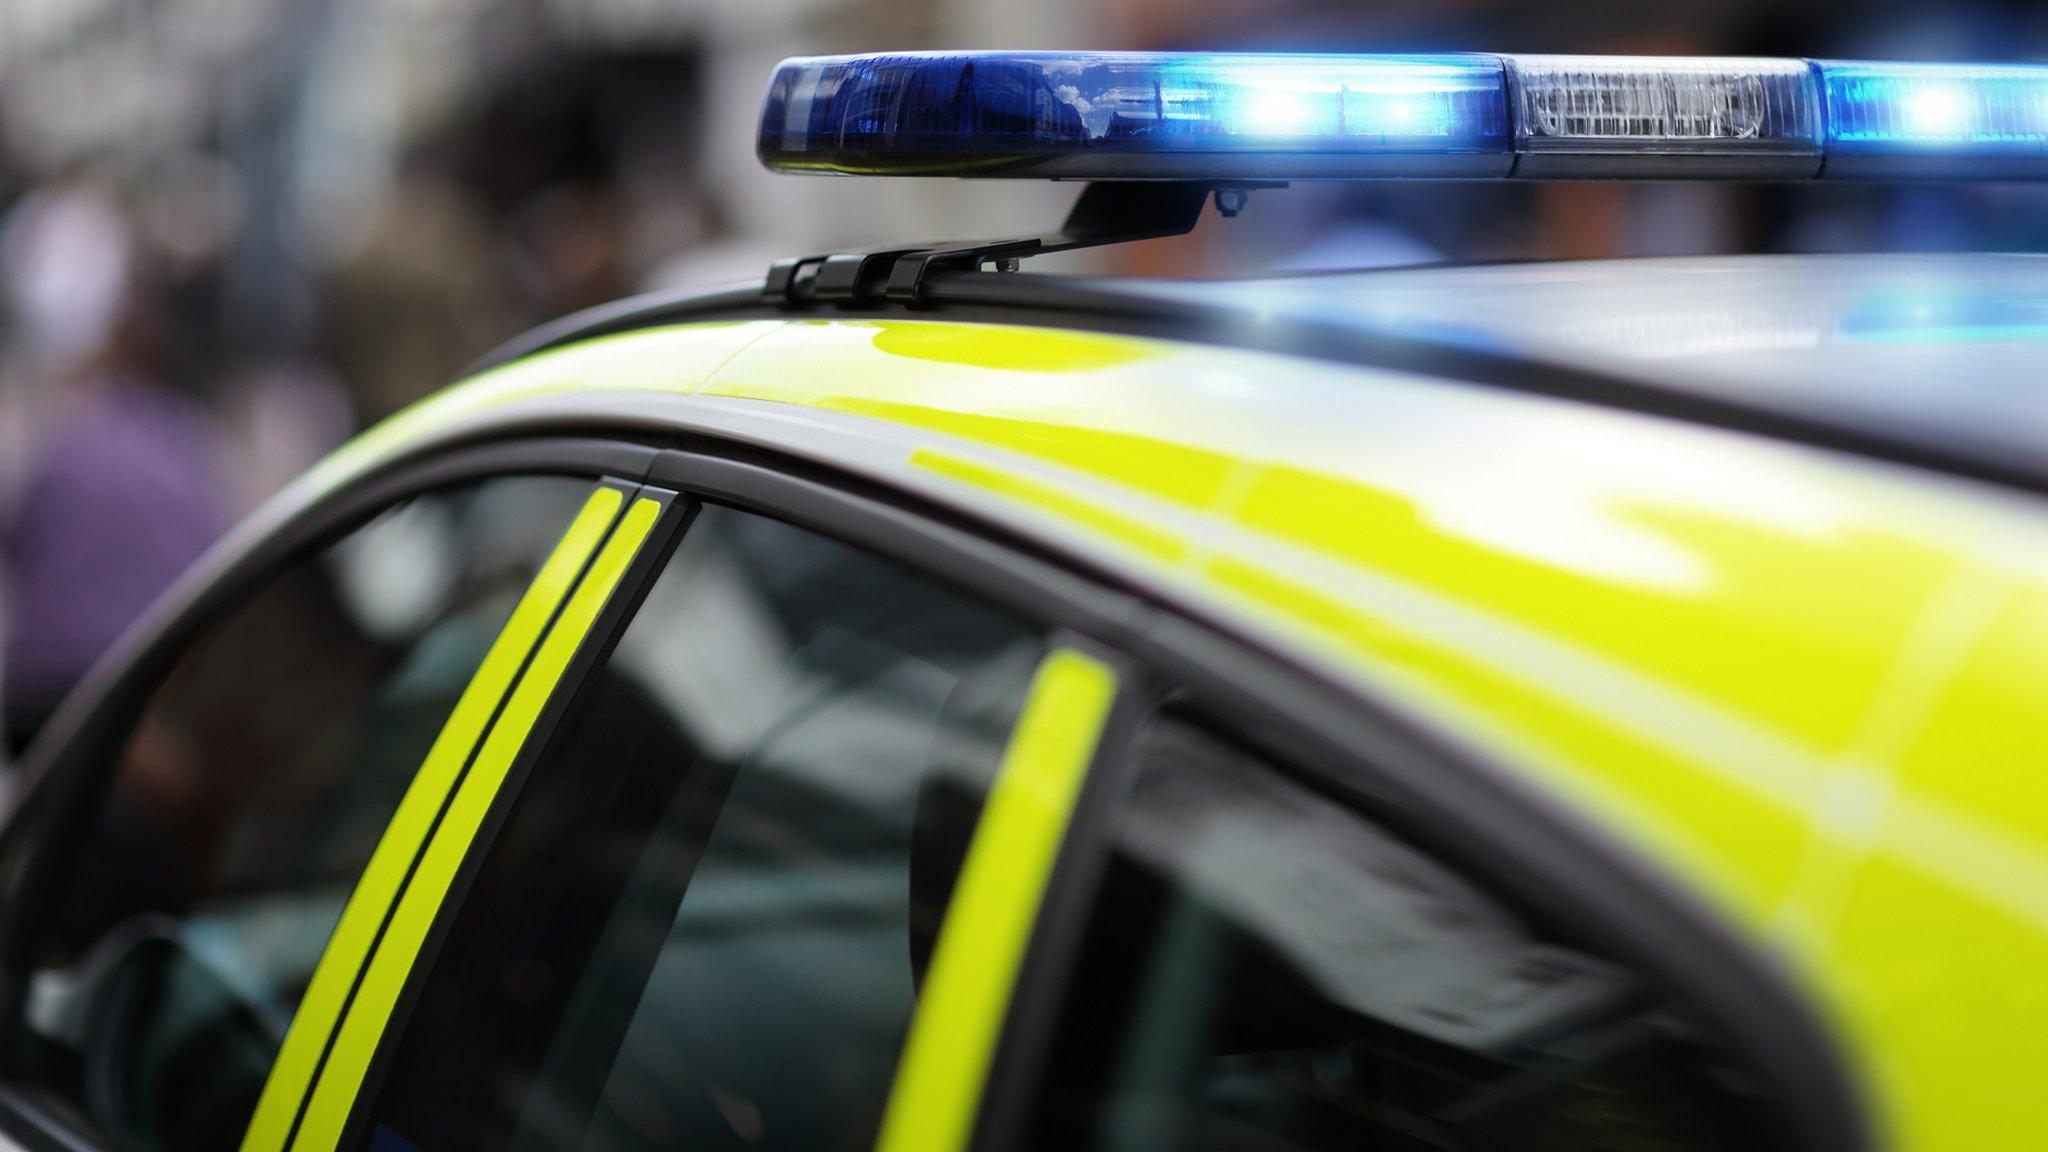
333,495,1107,1152
291,446,1850,1152
0,431,1859,1152
0,442,682,1152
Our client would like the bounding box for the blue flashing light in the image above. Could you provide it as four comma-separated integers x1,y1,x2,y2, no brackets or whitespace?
758,53,1514,179
1820,62,2048,177
757,52,2048,182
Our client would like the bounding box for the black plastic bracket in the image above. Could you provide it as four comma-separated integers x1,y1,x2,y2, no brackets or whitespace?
763,181,1275,307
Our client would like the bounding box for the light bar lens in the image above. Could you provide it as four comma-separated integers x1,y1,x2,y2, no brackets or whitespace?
1510,56,1820,176
758,52,2048,182
759,53,1513,179
1820,62,2048,177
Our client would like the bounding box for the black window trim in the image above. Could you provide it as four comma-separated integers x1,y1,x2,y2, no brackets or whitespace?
0,428,1872,1152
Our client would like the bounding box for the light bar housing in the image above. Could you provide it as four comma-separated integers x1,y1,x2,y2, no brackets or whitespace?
759,53,1513,179
757,52,2048,181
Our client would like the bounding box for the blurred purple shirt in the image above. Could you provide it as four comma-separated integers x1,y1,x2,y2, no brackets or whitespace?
3,377,228,716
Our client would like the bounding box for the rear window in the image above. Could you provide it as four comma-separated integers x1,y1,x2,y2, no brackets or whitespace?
1022,716,1795,1152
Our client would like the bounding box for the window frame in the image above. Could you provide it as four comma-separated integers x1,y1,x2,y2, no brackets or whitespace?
0,426,1869,1152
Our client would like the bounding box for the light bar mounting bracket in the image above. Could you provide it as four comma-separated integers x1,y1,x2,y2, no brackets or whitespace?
763,181,1276,307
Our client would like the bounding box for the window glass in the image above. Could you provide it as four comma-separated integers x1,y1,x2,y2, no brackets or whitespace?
9,476,597,1152
366,505,1047,1152
1025,718,1790,1152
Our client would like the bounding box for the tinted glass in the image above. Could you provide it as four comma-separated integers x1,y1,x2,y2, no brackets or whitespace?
1025,719,1788,1152
367,505,1046,1152
9,476,596,1152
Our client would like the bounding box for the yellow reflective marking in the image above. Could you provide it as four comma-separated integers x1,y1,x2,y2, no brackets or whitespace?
875,647,1119,1152
290,495,664,1152
237,485,626,1152
910,449,1189,565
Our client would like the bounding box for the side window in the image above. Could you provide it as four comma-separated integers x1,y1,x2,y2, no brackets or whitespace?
365,504,1048,1152
6,475,598,1152
1024,718,1793,1152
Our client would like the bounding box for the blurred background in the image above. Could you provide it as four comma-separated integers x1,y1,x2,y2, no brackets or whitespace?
2,0,2046,755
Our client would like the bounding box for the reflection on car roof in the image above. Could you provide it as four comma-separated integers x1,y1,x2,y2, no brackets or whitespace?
1130,252,2048,492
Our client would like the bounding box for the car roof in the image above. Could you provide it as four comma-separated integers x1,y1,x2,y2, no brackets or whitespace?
1139,251,2048,469
489,251,2048,498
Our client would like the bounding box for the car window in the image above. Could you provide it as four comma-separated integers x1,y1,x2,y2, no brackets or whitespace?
5,475,599,1152
1022,717,1793,1152
363,504,1048,1152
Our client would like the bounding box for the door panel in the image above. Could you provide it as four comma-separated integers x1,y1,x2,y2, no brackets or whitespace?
351,502,1089,1152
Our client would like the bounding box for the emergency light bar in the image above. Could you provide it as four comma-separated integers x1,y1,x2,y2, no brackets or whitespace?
757,52,2048,180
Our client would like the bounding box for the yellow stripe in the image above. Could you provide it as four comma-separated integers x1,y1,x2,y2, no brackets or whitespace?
290,494,662,1151
909,449,1190,566
238,485,625,1152
874,647,1120,1152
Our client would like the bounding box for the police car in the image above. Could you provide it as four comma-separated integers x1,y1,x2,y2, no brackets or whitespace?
0,50,2042,1152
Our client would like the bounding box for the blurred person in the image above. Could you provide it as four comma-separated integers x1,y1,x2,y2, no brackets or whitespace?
455,46,710,319
1,180,131,377
215,358,356,511
0,181,232,757
503,180,630,324
319,148,509,424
